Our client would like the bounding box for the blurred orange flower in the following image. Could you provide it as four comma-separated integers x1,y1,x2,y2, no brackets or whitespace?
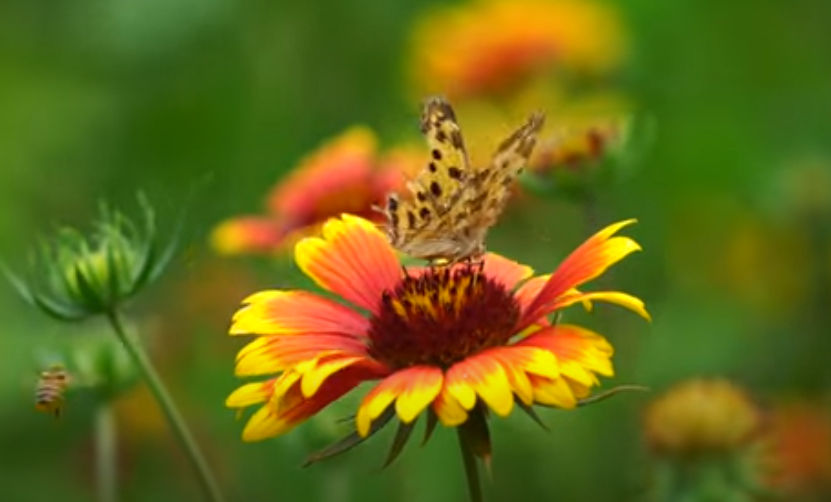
768,402,831,495
211,127,419,256
409,0,627,100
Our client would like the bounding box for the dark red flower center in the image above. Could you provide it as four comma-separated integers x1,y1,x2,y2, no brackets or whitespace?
367,264,520,369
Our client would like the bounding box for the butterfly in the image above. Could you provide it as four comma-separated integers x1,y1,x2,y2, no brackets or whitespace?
378,97,545,264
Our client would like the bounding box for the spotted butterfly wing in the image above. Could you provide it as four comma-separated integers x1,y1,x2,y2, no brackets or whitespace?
463,111,546,232
381,97,472,261
381,97,545,263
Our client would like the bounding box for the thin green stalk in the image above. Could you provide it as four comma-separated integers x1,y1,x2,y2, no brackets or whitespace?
457,429,483,502
94,403,117,502
105,310,225,502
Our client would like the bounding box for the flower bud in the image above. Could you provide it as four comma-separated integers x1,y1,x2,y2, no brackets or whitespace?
520,114,654,201
5,194,180,320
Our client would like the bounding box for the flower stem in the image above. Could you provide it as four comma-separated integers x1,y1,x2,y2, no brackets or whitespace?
105,309,226,502
94,403,117,502
457,429,483,502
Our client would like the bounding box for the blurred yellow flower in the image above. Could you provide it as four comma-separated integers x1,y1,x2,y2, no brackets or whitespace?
211,127,419,256
644,379,762,456
667,196,813,322
530,116,630,173
409,0,627,100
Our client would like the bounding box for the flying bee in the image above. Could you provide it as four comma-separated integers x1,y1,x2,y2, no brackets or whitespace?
35,364,71,418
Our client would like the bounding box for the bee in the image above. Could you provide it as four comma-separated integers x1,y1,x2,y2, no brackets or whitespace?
35,364,71,418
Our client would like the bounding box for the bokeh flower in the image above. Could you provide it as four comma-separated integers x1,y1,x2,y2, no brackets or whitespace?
520,115,643,200
212,127,419,256
227,214,648,467
667,198,813,323
426,91,641,208
409,0,627,100
643,379,772,501
530,118,626,174
767,401,831,496
645,379,763,456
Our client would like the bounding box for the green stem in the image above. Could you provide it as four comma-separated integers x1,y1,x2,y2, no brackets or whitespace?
105,310,225,502
94,403,117,502
457,429,483,502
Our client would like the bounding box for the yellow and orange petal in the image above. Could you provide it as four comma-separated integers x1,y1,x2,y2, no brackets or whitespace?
211,217,287,256
520,219,642,328
230,290,371,337
238,372,359,442
295,214,401,313
356,366,444,436
266,127,378,219
489,345,559,404
212,127,411,256
234,334,369,376
409,0,628,99
518,325,612,388
231,362,389,442
446,353,515,417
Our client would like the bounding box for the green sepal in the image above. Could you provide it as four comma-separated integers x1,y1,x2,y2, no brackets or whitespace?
421,409,439,446
1,260,36,305
577,384,650,407
382,418,417,469
516,401,549,431
31,292,93,322
105,231,122,303
458,407,491,462
302,407,395,467
128,194,159,294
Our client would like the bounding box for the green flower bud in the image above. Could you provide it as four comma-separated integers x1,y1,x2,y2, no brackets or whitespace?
4,194,182,321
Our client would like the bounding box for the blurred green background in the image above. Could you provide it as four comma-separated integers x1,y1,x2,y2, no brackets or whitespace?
2,0,831,501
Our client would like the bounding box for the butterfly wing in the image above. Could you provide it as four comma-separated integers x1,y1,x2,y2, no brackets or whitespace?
382,97,473,258
381,99,545,263
463,111,545,231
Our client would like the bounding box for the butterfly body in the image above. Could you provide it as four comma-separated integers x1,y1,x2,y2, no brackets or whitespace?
381,97,545,264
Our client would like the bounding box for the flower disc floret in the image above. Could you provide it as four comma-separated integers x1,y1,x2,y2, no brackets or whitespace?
369,265,520,369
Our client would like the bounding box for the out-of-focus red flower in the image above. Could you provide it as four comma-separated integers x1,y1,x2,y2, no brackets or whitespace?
212,127,419,256
768,402,831,495
409,0,627,100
